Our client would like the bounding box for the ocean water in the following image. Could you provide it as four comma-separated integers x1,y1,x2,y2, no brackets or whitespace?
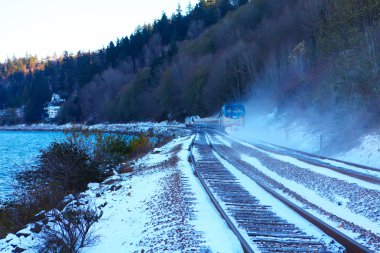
0,131,65,200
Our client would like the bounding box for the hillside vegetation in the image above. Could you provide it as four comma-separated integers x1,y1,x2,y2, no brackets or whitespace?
0,0,248,123
0,0,379,135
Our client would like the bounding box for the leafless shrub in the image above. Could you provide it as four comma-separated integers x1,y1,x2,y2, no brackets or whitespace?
37,205,102,253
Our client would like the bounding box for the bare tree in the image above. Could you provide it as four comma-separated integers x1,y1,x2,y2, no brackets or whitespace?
37,205,102,253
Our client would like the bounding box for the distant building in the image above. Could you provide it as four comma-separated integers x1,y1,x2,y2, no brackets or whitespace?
46,106,61,119
0,107,24,124
15,108,24,119
45,93,65,119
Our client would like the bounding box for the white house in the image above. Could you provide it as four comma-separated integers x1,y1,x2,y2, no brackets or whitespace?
45,94,65,119
46,105,61,119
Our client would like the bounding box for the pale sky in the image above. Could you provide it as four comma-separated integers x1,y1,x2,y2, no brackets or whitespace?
0,0,199,62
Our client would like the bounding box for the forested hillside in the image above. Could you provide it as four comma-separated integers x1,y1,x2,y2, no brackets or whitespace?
0,0,379,133
0,0,248,123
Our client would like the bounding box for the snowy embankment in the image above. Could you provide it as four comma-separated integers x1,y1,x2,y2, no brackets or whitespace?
240,111,380,168
335,133,380,168
0,135,242,253
0,122,185,136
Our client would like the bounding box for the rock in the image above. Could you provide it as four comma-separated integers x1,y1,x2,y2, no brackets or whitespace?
104,179,117,185
57,194,75,210
41,218,49,225
77,192,88,199
104,168,117,177
30,223,42,234
32,210,46,222
74,199,89,206
103,175,121,185
12,246,26,253
110,185,122,191
88,183,100,191
98,201,107,208
96,193,101,197
15,231,30,238
63,194,75,203
5,233,17,243
152,148,161,154
119,166,133,174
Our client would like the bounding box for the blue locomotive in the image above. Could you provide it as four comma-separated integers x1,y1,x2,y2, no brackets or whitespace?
220,103,245,131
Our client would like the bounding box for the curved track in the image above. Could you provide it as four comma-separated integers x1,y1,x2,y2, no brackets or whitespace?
252,142,380,184
190,131,373,252
212,129,380,185
257,140,380,173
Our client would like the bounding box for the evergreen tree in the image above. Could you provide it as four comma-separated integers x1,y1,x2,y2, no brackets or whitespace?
218,0,234,17
106,41,117,66
24,71,51,123
157,13,172,45
0,85,7,109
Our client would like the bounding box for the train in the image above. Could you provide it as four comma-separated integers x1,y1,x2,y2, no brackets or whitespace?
185,103,245,132
219,103,245,131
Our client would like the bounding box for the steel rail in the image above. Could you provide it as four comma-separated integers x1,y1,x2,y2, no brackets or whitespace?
256,140,380,172
253,142,380,184
205,132,372,253
211,129,380,185
189,133,255,253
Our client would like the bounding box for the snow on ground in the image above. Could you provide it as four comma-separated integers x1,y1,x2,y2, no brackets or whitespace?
214,135,232,147
321,158,380,177
238,109,380,168
0,134,242,253
240,113,323,153
336,134,380,168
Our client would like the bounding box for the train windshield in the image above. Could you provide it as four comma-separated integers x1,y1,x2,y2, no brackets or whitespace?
223,104,245,117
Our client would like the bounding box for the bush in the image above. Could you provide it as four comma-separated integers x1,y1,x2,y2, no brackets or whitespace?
18,141,102,196
94,134,131,168
37,205,102,253
0,204,20,238
0,131,153,239
0,188,52,238
0,139,105,238
93,132,153,167
128,134,153,159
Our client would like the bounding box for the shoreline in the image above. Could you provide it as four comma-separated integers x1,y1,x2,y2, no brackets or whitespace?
0,122,187,136
0,123,190,206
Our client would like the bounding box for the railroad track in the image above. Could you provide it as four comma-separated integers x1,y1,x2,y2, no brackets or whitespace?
208,129,380,185
256,140,380,174
253,143,380,185
190,131,372,252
